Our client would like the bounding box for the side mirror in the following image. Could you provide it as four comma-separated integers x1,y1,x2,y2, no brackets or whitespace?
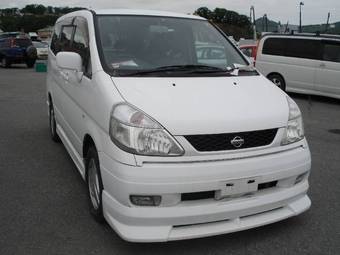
56,52,83,81
56,51,82,71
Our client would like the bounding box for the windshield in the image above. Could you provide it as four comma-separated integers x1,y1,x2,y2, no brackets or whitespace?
96,15,249,76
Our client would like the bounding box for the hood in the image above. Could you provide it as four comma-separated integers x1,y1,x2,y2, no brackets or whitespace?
111,75,289,135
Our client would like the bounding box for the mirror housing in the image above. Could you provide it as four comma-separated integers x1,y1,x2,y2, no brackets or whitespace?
56,52,83,81
56,51,82,71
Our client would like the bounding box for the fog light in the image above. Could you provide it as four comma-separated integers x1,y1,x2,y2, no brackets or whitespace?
295,173,307,184
130,195,161,206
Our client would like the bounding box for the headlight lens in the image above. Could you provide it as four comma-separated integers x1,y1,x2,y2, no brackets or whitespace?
281,97,304,145
109,104,184,156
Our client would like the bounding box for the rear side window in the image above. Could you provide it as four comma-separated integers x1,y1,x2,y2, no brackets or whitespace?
263,37,321,60
263,38,285,56
322,41,340,63
285,39,320,60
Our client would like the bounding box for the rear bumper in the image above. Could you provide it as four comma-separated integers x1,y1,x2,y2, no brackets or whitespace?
100,144,311,242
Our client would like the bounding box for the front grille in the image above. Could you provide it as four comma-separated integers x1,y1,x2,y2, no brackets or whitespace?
185,128,278,152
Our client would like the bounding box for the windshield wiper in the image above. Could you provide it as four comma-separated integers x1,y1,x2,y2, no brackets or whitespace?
225,64,258,76
120,65,228,76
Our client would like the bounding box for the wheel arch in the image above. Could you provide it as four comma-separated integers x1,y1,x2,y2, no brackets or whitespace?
267,72,285,83
83,134,97,160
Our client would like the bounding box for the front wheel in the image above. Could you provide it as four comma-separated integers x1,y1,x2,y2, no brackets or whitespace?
86,146,105,222
49,101,60,142
268,74,286,91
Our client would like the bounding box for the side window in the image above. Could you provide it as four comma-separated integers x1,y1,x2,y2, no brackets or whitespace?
50,22,61,55
72,17,91,77
322,41,340,63
50,17,74,55
60,25,75,52
262,38,285,56
285,39,320,60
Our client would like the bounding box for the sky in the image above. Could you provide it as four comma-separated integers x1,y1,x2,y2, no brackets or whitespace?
0,0,339,25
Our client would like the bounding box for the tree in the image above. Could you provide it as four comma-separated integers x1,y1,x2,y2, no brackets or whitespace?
194,7,212,20
194,6,252,40
213,8,228,23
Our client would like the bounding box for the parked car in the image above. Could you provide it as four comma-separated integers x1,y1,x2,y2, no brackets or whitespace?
196,44,228,66
0,32,37,68
33,41,49,59
240,44,257,62
47,9,311,242
256,33,340,99
29,32,40,41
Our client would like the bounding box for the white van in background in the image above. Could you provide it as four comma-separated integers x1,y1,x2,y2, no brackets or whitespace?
47,9,311,242
256,34,340,99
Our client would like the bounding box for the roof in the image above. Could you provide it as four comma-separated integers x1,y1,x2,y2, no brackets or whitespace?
91,9,205,20
261,32,340,41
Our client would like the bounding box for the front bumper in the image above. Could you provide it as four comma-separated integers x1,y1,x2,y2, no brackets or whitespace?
99,144,311,242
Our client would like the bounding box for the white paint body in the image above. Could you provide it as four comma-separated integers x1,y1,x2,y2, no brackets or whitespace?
46,10,311,242
256,34,340,99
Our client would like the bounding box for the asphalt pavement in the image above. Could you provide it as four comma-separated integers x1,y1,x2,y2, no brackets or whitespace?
0,66,339,255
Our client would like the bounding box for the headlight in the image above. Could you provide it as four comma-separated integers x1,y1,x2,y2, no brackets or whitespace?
281,97,305,145
109,103,184,156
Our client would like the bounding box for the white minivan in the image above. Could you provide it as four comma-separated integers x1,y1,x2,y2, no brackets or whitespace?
256,34,340,99
47,9,311,242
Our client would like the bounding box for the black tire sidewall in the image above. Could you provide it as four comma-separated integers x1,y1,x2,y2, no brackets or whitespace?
86,146,105,222
268,74,286,91
49,101,60,142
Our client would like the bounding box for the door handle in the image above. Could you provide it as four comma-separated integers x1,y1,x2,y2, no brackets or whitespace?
319,63,326,68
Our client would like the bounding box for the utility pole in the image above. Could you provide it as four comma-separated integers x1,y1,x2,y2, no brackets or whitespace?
250,6,256,40
299,2,304,33
325,12,331,33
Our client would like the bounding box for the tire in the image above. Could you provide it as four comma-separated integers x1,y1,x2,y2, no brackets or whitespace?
267,74,286,91
86,146,105,222
49,100,60,142
26,59,36,68
26,45,37,59
1,57,11,68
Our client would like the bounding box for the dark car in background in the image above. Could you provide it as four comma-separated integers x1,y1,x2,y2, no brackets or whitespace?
0,32,37,68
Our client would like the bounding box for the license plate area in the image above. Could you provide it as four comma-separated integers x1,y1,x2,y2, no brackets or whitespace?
215,177,260,200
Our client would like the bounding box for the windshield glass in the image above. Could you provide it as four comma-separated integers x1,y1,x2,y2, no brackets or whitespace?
96,15,249,76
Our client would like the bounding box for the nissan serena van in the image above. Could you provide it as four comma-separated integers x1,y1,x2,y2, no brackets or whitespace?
256,33,340,99
47,9,311,242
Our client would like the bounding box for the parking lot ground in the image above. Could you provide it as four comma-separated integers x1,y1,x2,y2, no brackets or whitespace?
0,66,339,255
